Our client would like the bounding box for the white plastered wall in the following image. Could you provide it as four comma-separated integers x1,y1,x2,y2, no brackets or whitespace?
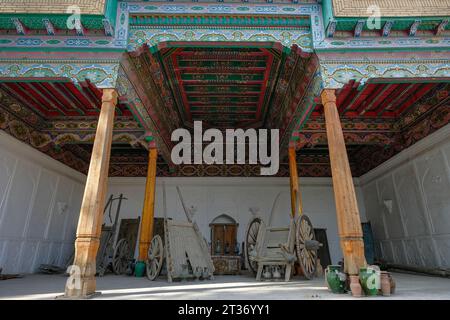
0,131,85,274
360,123,450,269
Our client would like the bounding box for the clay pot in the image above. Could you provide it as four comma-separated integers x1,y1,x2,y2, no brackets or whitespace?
349,275,363,297
326,265,346,294
359,267,379,296
380,271,391,296
389,273,396,294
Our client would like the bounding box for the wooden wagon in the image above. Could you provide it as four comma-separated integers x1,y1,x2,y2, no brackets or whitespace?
245,192,321,281
96,194,134,276
146,183,214,282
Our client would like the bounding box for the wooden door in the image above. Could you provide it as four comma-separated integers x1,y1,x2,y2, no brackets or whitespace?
362,222,375,264
224,225,237,255
211,224,237,255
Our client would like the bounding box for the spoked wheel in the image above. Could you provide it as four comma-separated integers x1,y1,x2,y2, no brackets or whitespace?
112,238,130,275
245,217,263,275
295,215,319,280
146,234,164,281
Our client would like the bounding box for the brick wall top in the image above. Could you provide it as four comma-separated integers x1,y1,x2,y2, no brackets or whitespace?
333,0,449,17
0,0,106,15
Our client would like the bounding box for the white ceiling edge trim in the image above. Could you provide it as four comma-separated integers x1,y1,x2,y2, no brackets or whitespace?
359,123,450,186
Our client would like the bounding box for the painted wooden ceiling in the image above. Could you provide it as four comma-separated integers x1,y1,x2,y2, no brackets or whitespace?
311,79,443,118
0,79,132,118
0,51,448,178
157,44,285,129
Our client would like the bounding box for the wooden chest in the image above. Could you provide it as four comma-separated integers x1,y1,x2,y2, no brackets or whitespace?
211,255,241,275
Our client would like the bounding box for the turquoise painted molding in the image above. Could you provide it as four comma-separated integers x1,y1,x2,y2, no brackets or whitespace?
315,36,450,51
0,60,120,88
128,27,313,52
126,2,325,44
320,58,450,88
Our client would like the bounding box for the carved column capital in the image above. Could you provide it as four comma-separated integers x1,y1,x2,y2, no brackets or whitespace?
321,89,337,106
101,88,118,104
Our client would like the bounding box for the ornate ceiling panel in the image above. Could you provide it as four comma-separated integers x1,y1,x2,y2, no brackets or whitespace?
157,43,285,129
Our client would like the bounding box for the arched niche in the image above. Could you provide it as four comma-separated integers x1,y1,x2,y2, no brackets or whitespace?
210,214,239,256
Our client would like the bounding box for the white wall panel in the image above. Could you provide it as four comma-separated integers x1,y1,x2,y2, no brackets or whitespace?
26,169,58,239
0,132,85,274
376,175,405,239
434,235,450,267
0,161,38,238
393,164,429,237
362,182,386,241
360,124,450,269
415,151,450,235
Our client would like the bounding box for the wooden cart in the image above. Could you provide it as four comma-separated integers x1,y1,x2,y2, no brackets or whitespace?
146,183,214,282
245,192,321,281
96,194,134,276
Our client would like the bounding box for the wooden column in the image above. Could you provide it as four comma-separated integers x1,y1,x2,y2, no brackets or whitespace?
138,147,158,261
321,89,367,275
64,89,117,298
288,146,302,217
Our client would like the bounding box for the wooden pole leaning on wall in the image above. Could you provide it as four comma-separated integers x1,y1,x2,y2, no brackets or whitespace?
321,89,367,275
288,146,303,218
64,89,117,298
138,146,158,262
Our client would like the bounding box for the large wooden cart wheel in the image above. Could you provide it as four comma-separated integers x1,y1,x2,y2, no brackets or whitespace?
295,215,319,280
146,234,164,281
112,238,130,275
245,217,263,275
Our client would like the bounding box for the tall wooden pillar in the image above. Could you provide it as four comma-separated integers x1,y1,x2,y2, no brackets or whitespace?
321,89,367,275
288,146,302,217
138,147,158,261
64,89,117,298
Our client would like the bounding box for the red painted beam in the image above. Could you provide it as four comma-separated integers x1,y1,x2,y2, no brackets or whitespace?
255,50,273,122
379,83,418,116
187,93,261,97
373,83,406,115
172,49,193,122
347,84,377,115
357,84,392,115
176,51,267,59
339,81,360,114
396,83,435,115
336,80,355,109
176,67,266,74
34,82,84,116
1,82,58,117
84,80,103,101
79,81,101,108
21,82,70,115
189,102,258,107
60,82,98,115
182,80,264,85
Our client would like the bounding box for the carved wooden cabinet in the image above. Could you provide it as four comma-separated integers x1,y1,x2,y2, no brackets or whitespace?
210,214,241,275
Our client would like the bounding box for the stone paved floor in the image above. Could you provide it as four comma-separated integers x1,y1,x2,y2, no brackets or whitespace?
0,272,449,300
